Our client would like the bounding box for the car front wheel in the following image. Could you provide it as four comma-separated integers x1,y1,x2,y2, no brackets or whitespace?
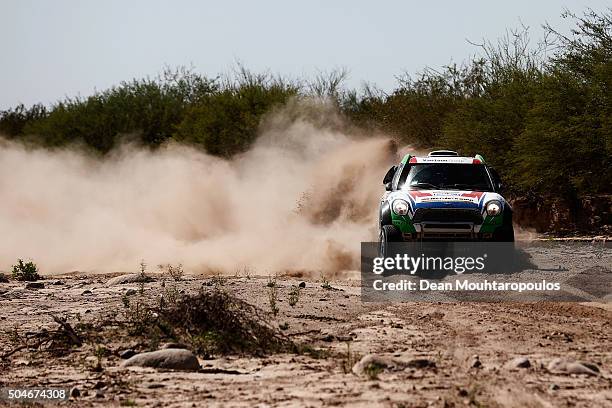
379,224,402,257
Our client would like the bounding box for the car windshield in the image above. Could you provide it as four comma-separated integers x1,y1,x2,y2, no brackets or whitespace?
400,163,493,191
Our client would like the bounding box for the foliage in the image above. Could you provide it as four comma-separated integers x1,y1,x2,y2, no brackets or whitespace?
174,69,298,156
159,263,184,281
288,285,301,307
161,288,292,355
11,259,41,281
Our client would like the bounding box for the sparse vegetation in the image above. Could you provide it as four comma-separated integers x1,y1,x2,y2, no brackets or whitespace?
159,263,184,281
321,276,332,290
341,341,357,374
117,280,292,356
233,265,253,278
160,278,181,307
266,276,277,288
11,259,40,281
1,315,82,359
138,261,147,294
160,288,292,355
210,273,225,286
268,282,279,316
288,285,301,307
121,292,155,336
363,362,385,380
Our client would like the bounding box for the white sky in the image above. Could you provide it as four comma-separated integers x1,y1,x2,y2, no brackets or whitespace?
0,0,609,109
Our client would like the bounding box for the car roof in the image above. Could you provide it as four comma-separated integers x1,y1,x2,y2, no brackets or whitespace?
401,152,486,164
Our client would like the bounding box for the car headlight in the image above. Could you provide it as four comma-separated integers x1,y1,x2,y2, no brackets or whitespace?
485,200,502,216
392,199,409,216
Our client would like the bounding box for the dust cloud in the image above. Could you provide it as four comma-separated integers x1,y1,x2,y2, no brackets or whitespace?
0,100,401,276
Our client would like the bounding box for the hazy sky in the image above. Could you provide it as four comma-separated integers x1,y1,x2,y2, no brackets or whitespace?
0,0,609,109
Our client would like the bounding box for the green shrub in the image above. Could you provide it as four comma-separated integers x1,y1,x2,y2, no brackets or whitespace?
11,259,41,281
174,69,298,156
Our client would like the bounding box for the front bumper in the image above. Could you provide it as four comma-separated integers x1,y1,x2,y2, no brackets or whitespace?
392,207,505,240
402,222,494,240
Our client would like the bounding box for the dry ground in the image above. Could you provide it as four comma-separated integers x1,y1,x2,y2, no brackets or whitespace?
0,266,610,408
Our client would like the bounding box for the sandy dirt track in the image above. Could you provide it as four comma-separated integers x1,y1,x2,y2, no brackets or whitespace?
1,267,611,408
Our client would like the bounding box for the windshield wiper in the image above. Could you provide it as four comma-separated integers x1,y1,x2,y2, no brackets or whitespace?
410,182,440,190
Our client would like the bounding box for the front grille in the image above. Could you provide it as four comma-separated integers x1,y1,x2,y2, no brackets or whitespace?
422,223,472,230
422,232,474,239
413,208,483,224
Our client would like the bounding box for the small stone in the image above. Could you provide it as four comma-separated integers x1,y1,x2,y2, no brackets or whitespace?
507,357,531,369
549,384,560,391
321,334,335,342
147,383,165,389
69,387,80,398
352,354,409,376
119,349,136,359
95,390,104,398
25,282,44,289
125,289,137,296
458,389,469,397
82,290,92,295
298,282,306,288
470,355,482,368
52,280,65,285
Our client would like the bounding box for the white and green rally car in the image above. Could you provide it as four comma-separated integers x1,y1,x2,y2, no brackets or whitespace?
379,150,514,246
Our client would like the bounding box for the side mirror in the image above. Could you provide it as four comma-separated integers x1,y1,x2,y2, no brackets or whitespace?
384,182,393,191
383,165,397,185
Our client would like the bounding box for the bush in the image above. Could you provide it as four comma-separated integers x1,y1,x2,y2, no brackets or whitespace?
11,259,41,281
174,69,298,156
160,288,292,356
16,68,217,153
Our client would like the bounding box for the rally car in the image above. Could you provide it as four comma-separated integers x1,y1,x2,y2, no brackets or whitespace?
379,150,514,247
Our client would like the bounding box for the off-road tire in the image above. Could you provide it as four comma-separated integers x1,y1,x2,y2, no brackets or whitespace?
379,224,402,257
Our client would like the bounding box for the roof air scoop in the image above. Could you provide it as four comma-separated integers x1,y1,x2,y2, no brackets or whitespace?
428,150,459,157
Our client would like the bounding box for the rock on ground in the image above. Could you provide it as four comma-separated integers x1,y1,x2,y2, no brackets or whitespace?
547,358,600,376
506,357,531,369
352,354,400,376
106,274,154,286
121,349,200,371
352,354,435,376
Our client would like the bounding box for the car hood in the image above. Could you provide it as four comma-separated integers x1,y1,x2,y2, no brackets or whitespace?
398,190,503,211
